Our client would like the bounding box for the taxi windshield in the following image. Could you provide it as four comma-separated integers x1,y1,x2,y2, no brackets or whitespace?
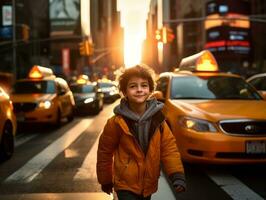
98,82,114,88
13,80,56,94
70,84,95,93
171,76,262,100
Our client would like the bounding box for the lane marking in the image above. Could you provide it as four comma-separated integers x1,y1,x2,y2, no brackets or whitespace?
207,171,264,200
4,119,93,183
74,113,112,181
15,134,38,148
74,134,100,180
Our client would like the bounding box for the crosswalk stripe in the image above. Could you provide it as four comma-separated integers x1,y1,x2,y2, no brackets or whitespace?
207,170,264,200
4,119,93,183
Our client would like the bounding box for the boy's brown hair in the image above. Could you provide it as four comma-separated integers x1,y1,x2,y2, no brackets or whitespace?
118,64,155,95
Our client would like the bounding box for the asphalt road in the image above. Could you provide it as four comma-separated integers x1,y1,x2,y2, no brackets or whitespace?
0,100,265,200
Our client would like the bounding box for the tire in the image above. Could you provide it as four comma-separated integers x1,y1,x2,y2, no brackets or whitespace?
93,101,101,114
67,107,74,122
0,122,14,161
55,110,62,128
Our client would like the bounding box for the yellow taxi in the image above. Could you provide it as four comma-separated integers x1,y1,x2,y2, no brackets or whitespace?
0,86,16,160
70,75,104,114
154,50,266,164
11,65,75,126
246,73,266,100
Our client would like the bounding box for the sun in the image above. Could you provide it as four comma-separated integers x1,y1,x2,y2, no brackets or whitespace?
118,0,150,68
124,31,142,68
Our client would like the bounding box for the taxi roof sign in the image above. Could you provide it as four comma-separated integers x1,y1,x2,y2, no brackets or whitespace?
179,50,219,72
28,65,54,79
76,74,89,84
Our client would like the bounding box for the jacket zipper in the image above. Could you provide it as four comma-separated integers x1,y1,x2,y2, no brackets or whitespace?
142,123,163,195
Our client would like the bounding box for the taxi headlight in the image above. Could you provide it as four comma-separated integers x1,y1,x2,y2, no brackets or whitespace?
179,116,217,132
109,91,116,96
84,98,94,104
39,100,52,109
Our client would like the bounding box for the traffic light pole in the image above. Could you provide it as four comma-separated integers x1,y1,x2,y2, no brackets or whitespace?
12,0,16,81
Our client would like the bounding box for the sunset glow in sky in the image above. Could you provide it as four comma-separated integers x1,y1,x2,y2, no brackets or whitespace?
117,0,151,68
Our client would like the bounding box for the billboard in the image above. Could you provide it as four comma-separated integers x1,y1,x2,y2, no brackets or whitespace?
2,5,12,26
49,0,80,36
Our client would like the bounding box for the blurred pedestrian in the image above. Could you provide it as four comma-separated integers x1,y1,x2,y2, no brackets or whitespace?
97,64,186,200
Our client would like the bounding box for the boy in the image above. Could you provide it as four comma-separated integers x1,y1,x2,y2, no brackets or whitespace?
97,64,186,200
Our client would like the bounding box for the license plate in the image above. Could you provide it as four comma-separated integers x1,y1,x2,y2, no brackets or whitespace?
16,113,25,122
246,141,266,154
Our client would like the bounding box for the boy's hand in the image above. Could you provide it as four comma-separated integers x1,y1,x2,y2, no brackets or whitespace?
175,185,185,193
101,183,113,194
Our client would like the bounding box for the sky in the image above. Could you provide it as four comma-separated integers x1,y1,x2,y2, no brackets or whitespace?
117,0,151,67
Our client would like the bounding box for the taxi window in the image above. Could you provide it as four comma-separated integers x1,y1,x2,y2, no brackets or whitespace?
98,82,114,88
13,80,56,94
171,76,262,100
249,77,266,90
70,85,95,93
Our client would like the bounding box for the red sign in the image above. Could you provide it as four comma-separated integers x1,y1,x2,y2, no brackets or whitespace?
62,48,70,76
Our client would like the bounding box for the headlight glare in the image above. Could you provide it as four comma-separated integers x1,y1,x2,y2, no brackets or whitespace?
84,98,93,104
179,116,217,132
39,100,52,109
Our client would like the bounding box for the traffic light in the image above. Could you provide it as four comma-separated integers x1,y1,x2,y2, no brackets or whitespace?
79,41,87,56
155,29,163,42
166,27,175,43
88,42,94,55
79,41,94,56
162,26,175,43
156,27,175,44
22,24,30,42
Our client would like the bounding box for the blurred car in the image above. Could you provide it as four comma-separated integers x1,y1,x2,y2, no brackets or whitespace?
246,73,266,99
11,65,75,127
98,80,120,103
153,50,266,164
70,75,104,114
0,86,16,160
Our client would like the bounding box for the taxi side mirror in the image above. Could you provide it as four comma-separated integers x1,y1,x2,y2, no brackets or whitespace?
58,90,66,96
258,91,266,100
152,91,165,102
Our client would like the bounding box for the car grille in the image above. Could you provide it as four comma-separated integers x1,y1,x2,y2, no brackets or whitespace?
13,102,37,113
219,120,266,136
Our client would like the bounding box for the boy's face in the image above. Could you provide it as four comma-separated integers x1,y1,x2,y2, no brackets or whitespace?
124,76,151,104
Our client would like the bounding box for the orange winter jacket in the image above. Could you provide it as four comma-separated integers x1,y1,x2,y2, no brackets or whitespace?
97,114,185,197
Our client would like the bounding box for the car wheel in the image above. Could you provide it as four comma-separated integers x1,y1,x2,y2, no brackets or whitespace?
0,122,14,161
55,110,61,128
67,107,74,122
93,101,101,114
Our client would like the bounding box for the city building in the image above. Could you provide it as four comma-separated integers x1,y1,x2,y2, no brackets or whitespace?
144,0,266,77
90,0,123,80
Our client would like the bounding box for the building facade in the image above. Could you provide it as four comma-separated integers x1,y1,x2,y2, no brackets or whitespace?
145,0,266,76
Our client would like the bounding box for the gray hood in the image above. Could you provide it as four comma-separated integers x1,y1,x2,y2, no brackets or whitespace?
114,97,164,122
114,98,164,122
114,97,164,154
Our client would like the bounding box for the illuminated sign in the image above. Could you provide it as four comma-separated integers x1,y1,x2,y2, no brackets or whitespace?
206,0,250,16
205,14,250,30
2,5,12,26
49,0,80,36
